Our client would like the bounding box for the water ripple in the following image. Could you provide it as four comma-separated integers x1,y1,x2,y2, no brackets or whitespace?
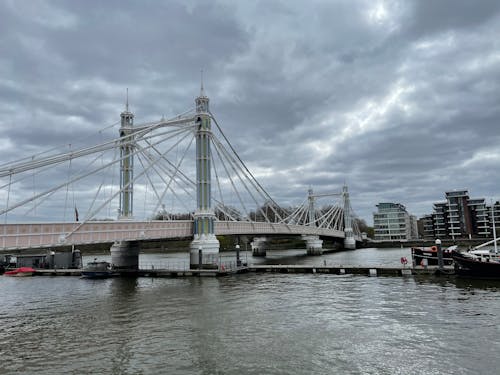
1,269,500,374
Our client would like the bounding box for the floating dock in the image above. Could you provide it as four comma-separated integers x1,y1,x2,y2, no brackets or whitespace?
7,264,455,277
247,264,454,276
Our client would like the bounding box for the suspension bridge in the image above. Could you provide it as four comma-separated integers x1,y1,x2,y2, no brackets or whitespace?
0,82,362,269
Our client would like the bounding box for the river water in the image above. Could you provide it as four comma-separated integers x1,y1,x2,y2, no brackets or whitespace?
1,248,500,375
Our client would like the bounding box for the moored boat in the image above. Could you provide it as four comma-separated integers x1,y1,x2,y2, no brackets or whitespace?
4,267,36,277
81,261,113,278
467,248,500,262
452,250,500,279
411,245,456,267
453,202,500,278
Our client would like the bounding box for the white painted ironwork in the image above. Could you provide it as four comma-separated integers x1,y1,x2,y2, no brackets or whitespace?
0,85,361,253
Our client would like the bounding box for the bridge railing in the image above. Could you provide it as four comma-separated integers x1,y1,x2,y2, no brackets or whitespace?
0,219,357,251
139,260,190,271
215,221,345,238
0,220,193,250
138,259,241,272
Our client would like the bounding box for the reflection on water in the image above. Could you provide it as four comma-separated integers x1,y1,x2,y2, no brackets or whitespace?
1,248,499,374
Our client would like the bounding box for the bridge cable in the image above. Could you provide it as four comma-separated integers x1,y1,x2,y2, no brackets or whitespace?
210,112,284,220
136,152,164,217
0,120,120,170
63,127,195,238
135,143,196,208
210,137,252,222
63,144,72,222
0,125,190,218
144,130,196,217
210,149,245,222
210,135,274,224
135,141,195,194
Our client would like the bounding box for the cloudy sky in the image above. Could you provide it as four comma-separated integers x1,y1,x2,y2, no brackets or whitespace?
1,0,500,224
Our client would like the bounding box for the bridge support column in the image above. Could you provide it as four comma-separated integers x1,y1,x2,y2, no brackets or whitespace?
344,236,356,250
302,235,323,255
190,234,220,269
110,240,140,271
342,184,356,250
251,237,268,257
189,82,220,269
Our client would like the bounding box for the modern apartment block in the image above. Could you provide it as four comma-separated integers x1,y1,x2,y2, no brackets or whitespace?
373,203,418,241
421,190,500,239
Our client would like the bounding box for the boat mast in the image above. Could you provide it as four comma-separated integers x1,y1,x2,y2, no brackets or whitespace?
492,200,498,254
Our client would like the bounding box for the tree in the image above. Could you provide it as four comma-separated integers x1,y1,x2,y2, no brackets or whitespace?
354,218,374,238
215,204,243,221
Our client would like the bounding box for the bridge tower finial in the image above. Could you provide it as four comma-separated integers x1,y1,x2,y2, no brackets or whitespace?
126,88,129,112
195,71,209,113
200,69,205,97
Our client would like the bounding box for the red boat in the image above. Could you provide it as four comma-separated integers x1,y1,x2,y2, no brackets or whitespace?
4,267,36,277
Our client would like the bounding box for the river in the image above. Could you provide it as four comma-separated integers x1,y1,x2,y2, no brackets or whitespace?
1,247,499,374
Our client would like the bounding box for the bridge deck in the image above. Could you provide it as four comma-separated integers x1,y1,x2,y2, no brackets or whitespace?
0,221,355,250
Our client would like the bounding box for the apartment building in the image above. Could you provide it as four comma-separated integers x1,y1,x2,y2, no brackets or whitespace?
422,190,500,239
373,203,417,241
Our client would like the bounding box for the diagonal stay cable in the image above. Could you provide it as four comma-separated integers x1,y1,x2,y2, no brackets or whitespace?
210,136,274,224
210,111,284,219
64,127,195,238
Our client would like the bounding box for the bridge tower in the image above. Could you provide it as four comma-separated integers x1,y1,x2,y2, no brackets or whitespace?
343,184,356,249
189,80,220,268
119,91,134,219
111,93,140,271
303,188,323,255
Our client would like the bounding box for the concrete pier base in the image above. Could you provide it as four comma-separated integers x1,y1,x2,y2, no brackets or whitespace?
190,234,220,269
344,236,356,250
302,235,323,255
251,237,268,257
110,241,140,270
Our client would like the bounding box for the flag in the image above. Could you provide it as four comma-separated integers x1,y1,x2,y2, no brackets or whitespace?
75,207,79,222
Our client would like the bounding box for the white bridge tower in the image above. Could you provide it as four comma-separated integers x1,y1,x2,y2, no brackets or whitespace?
111,94,140,270
343,184,356,250
189,81,220,267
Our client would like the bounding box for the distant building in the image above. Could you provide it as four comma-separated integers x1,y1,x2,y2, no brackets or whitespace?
421,190,500,239
373,203,417,241
419,214,434,239
409,215,419,239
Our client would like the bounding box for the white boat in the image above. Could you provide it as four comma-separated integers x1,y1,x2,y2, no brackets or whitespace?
81,261,113,278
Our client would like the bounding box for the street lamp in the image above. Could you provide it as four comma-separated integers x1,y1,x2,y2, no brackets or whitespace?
236,244,241,267
435,238,443,272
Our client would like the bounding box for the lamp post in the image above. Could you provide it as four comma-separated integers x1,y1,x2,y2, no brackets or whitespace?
435,238,443,272
236,244,241,267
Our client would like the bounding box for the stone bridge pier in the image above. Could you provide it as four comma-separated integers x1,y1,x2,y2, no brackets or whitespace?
110,240,140,270
251,237,268,257
302,234,323,255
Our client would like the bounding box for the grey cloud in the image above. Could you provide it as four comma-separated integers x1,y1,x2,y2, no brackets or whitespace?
1,0,500,223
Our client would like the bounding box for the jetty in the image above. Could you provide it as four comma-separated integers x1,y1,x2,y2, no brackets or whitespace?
4,264,455,277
